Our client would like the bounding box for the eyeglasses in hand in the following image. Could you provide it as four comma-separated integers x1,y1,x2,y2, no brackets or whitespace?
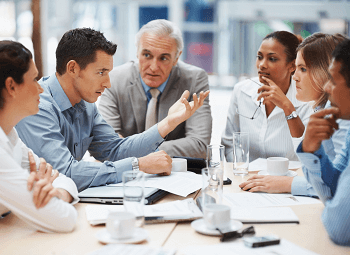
235,78,263,120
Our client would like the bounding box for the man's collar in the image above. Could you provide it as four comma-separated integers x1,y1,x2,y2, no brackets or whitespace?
46,74,86,112
47,74,73,112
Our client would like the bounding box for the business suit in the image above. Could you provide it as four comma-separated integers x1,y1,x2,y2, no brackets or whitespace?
98,60,212,158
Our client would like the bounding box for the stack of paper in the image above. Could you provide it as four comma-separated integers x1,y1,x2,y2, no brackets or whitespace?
85,198,203,225
230,207,299,224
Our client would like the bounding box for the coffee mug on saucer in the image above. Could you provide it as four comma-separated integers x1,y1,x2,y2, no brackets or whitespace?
203,204,231,230
172,158,187,172
267,157,289,176
106,211,136,239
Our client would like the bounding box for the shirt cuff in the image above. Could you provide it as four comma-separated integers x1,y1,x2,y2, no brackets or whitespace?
52,174,79,205
112,157,134,184
291,176,309,196
291,176,318,197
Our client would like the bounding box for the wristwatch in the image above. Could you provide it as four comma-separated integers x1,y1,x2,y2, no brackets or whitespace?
131,157,139,172
286,111,298,120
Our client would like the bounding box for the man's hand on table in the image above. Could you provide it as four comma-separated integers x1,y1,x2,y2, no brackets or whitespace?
138,150,172,176
302,107,339,153
157,90,210,138
239,175,293,193
27,151,73,208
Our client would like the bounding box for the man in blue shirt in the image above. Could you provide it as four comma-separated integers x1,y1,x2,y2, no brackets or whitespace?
296,39,350,246
16,28,209,192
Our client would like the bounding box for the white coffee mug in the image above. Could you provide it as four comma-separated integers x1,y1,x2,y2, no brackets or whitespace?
106,211,136,239
203,204,231,230
172,158,187,172
267,157,289,176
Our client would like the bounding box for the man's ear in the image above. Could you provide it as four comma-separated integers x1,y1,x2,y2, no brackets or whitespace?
173,51,182,66
4,77,17,97
66,60,80,77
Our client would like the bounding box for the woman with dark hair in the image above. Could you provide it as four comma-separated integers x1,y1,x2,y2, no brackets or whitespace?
222,31,313,163
0,41,78,232
240,33,349,196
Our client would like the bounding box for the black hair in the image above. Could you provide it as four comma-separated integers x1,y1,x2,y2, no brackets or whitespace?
0,40,33,109
264,31,301,63
56,28,117,75
332,38,350,88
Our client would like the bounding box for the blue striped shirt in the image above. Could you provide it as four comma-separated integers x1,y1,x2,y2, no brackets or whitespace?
297,129,350,246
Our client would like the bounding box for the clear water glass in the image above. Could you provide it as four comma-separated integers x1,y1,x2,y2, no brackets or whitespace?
123,170,145,228
202,167,223,206
232,132,249,176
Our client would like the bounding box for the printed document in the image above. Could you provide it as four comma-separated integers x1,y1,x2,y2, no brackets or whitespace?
224,193,321,208
110,172,202,197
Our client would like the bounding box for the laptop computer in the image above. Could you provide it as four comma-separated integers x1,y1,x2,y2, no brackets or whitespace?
78,186,169,205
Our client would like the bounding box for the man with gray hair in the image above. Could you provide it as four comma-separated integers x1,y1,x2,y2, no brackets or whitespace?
99,19,212,158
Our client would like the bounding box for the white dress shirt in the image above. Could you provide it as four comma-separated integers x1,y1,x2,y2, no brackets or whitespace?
222,77,313,162
0,127,78,233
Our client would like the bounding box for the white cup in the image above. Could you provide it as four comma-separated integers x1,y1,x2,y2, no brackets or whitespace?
106,211,136,239
172,158,187,172
203,204,231,230
267,157,289,176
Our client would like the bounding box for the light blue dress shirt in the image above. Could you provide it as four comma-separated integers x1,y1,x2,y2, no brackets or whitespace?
140,75,170,104
291,102,350,197
16,74,164,192
296,128,350,246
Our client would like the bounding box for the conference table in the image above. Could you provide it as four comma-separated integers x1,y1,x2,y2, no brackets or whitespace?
1,164,350,255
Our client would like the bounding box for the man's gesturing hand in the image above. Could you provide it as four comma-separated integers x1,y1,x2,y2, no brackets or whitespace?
158,90,209,138
302,107,340,153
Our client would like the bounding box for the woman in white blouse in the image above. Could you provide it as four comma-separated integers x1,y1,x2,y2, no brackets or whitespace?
240,33,349,196
0,41,78,232
222,31,313,162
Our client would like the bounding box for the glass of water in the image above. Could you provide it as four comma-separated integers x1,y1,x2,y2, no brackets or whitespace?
202,167,223,206
123,170,145,227
207,144,225,171
232,132,249,176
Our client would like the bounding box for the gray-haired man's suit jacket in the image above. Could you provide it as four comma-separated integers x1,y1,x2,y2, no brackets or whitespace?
98,60,212,159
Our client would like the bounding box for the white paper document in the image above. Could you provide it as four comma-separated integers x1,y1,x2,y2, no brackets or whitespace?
224,193,321,208
248,158,302,172
230,207,299,224
85,198,203,225
110,171,202,197
183,239,319,255
89,244,176,255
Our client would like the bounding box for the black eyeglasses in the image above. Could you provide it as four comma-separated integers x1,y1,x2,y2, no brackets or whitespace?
236,78,263,120
217,226,256,242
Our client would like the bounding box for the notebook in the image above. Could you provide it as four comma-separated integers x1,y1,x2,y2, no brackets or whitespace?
78,186,168,205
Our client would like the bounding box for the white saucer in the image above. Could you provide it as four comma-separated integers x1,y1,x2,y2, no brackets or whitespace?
191,219,243,236
289,161,302,169
96,228,148,244
258,170,297,177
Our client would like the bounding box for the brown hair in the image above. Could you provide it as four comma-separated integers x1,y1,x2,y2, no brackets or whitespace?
297,33,347,108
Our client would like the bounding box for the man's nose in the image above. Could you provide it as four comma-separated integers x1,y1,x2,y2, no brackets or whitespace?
150,59,159,71
104,75,111,88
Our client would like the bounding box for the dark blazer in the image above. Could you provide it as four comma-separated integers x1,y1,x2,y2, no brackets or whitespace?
98,60,212,158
